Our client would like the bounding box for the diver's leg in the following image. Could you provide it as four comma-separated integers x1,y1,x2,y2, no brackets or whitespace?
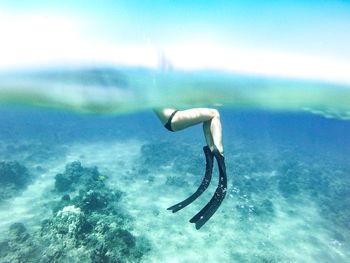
203,121,214,151
167,109,219,213
171,108,224,155
209,110,224,155
160,108,227,229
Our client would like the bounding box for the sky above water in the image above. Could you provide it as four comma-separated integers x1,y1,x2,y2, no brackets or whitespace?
1,0,350,83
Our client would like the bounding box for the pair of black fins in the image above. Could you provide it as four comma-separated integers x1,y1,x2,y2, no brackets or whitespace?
167,146,228,229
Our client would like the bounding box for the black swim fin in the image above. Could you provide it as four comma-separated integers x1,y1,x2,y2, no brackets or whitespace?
189,149,227,229
167,146,214,213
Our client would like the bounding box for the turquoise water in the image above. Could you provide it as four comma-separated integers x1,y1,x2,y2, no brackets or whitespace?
0,78,350,262
1,1,350,262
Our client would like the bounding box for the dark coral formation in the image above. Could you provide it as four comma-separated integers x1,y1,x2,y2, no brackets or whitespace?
55,161,101,192
0,222,40,263
0,161,34,201
0,161,150,263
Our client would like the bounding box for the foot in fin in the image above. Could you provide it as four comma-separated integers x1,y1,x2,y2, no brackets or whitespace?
189,148,227,229
167,146,214,213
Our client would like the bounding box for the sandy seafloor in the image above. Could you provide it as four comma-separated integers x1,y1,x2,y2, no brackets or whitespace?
0,106,350,263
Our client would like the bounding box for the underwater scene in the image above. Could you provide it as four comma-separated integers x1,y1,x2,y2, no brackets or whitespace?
0,103,350,263
1,1,350,262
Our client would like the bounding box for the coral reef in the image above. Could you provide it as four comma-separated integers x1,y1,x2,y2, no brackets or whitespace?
0,161,151,263
54,161,101,192
0,222,41,263
0,161,34,201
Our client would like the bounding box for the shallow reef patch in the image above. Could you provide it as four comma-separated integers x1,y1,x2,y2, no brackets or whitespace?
0,161,151,263
0,161,34,202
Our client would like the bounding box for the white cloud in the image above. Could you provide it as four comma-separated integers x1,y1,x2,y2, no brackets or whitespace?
162,43,350,85
0,11,159,68
0,12,349,85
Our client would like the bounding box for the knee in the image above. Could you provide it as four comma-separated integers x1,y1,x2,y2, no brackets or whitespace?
209,109,220,118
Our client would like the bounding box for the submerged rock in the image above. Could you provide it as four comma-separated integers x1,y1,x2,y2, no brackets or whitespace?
54,161,101,192
39,203,149,262
8,222,30,243
0,222,40,263
42,205,93,247
90,243,109,263
53,162,123,213
53,185,122,216
0,161,151,263
0,161,34,201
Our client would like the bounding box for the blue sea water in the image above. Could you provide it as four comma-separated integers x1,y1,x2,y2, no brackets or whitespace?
1,1,350,261
0,99,350,262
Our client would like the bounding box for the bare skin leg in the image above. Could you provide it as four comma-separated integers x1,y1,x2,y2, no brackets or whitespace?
155,108,227,229
153,108,224,155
